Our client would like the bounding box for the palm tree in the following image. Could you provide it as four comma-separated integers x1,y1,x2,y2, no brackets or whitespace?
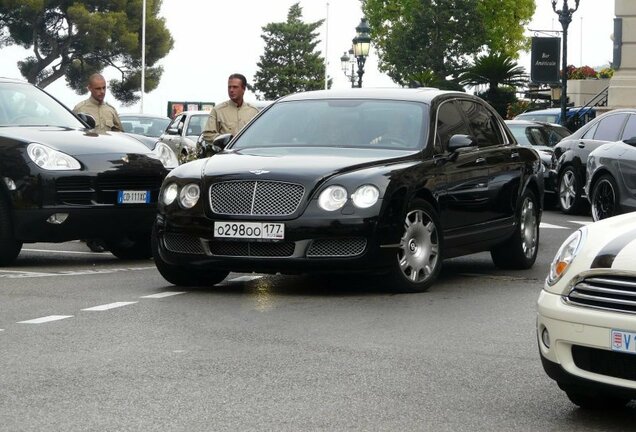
459,52,528,97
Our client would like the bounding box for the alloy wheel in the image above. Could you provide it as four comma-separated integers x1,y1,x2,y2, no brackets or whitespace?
397,209,439,283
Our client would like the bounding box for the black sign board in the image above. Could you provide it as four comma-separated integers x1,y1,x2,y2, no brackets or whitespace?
531,37,561,84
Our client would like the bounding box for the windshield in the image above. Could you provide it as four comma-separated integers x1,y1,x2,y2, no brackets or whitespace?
509,124,571,147
516,113,559,124
0,82,85,128
232,99,428,151
120,115,170,137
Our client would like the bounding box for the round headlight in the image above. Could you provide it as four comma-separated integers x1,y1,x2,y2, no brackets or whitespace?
179,183,200,208
547,228,585,286
351,185,380,208
153,142,179,169
162,183,178,205
318,185,348,211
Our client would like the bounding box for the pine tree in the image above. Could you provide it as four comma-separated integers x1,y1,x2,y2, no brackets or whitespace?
253,3,329,100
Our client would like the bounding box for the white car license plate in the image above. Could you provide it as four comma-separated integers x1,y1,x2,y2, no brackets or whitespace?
214,222,285,240
611,329,636,354
117,190,150,204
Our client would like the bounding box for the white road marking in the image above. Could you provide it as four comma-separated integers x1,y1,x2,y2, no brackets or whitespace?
81,302,137,311
18,315,73,324
571,220,593,226
0,269,60,276
540,222,568,229
140,292,186,299
229,275,263,282
0,266,155,279
22,248,108,255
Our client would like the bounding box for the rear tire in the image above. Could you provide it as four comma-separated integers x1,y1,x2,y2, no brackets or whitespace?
0,197,22,265
491,189,539,269
152,225,228,287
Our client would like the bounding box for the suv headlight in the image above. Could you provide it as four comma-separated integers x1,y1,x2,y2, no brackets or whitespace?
547,228,585,286
153,142,179,168
27,143,81,170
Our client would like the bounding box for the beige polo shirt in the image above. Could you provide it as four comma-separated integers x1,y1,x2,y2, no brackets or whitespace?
72,96,123,133
201,100,259,143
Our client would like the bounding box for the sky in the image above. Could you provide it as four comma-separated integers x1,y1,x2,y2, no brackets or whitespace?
0,0,616,117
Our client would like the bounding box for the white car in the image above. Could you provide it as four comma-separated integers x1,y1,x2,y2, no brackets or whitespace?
537,212,636,409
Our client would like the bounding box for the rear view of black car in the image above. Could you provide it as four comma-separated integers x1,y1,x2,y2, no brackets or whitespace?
0,78,177,264
153,88,544,292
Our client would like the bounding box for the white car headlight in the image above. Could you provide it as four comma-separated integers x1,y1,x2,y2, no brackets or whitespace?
153,142,179,168
27,143,81,170
351,185,380,208
547,228,585,286
179,183,200,208
318,185,348,211
162,183,179,205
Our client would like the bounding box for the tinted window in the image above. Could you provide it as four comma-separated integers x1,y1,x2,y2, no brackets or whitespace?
593,113,628,141
621,114,636,141
458,100,502,147
436,101,470,152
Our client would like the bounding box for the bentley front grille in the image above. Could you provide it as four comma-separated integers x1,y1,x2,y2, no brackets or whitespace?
566,275,636,313
306,238,367,258
208,241,295,257
209,181,304,216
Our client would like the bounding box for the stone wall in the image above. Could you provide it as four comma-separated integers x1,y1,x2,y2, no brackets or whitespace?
608,0,636,108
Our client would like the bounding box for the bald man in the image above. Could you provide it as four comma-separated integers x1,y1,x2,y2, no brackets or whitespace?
73,73,123,133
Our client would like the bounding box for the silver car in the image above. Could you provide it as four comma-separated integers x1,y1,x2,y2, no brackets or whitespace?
158,110,210,164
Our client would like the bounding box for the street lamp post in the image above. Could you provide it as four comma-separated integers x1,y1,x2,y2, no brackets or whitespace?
341,18,371,88
552,0,580,127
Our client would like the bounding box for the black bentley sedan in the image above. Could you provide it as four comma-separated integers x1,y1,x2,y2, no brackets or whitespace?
153,89,544,292
0,78,176,264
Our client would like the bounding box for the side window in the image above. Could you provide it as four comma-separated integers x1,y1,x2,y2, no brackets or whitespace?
168,115,183,131
436,101,470,152
621,114,636,141
458,100,503,147
593,113,628,141
582,122,598,139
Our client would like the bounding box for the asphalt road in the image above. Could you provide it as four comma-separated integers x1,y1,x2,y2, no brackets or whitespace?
1,210,635,431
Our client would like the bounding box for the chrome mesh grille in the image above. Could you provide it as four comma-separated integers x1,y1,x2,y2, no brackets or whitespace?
164,233,205,255
209,181,304,216
306,238,367,257
208,241,295,257
566,275,636,313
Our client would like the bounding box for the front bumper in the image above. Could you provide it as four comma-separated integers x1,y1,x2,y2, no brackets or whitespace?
537,289,636,396
154,211,397,275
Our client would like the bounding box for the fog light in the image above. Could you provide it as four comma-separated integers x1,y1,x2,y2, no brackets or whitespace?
541,327,550,348
3,177,16,191
46,213,69,224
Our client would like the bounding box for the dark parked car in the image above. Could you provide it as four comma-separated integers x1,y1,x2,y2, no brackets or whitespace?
0,78,176,264
120,113,170,138
515,107,596,131
586,137,636,221
152,88,543,292
506,119,571,205
553,108,636,214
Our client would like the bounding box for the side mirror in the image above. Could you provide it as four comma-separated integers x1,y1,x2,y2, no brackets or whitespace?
448,134,478,152
167,127,179,135
624,136,636,146
195,133,233,159
213,133,233,150
77,113,96,129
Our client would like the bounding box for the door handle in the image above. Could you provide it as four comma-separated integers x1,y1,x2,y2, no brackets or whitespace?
475,157,486,164
511,152,520,159
578,142,585,148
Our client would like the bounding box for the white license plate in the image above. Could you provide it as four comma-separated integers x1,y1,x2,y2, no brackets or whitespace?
611,329,636,354
214,222,284,240
117,190,150,204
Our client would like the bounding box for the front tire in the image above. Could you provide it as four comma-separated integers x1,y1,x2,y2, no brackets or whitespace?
385,199,442,293
0,197,22,265
591,174,621,221
152,225,228,287
558,167,584,214
105,233,152,260
491,189,539,269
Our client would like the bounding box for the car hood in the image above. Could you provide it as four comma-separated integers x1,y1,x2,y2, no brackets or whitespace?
575,213,636,273
1,126,154,155
202,146,417,180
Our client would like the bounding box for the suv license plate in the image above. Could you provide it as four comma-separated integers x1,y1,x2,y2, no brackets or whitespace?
611,329,636,355
117,190,150,204
214,222,284,240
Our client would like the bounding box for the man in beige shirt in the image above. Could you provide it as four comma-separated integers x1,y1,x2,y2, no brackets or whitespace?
201,73,259,146
73,73,123,133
